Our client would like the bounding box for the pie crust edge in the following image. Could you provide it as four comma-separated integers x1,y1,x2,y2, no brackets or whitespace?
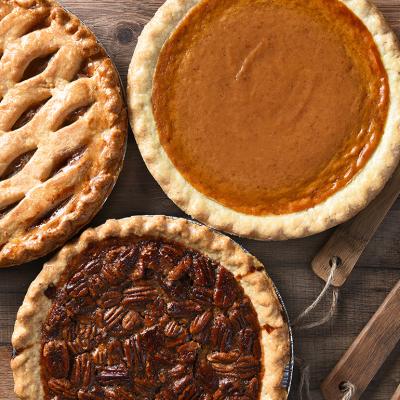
0,0,128,267
127,0,400,240
11,215,291,400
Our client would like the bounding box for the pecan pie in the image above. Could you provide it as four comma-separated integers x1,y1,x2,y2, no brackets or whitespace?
12,216,290,399
128,0,400,240
0,0,127,267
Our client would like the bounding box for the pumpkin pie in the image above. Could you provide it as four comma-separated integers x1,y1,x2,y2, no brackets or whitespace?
128,0,400,239
0,0,127,267
12,216,291,399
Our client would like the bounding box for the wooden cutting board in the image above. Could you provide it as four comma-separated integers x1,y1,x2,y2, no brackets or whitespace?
0,1,400,399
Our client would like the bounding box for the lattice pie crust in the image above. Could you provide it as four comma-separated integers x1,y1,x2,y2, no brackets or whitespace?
0,0,127,267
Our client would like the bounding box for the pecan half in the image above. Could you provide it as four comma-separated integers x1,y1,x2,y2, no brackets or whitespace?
190,310,213,335
207,351,240,364
122,286,158,306
104,387,135,400
132,241,159,279
164,320,183,337
47,378,76,398
159,243,184,269
91,344,107,365
214,267,237,308
208,353,259,379
167,257,192,281
177,341,200,364
70,353,93,387
210,314,233,352
167,300,203,317
98,290,122,308
106,338,123,365
42,340,70,378
102,246,136,285
103,305,125,330
122,309,142,331
97,365,130,385
190,257,215,287
191,286,214,304
238,328,255,354
123,335,144,372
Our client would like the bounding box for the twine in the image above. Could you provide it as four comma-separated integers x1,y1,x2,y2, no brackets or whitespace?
340,382,356,400
295,357,311,400
295,256,346,399
293,256,340,330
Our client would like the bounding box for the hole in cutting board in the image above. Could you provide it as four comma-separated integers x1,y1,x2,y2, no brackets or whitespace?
329,256,342,268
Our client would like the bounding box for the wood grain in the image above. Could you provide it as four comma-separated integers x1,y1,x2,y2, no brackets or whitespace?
312,162,400,287
321,281,400,399
0,346,13,400
0,1,399,400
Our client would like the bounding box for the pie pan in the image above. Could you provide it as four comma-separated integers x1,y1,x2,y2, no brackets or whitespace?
12,215,293,399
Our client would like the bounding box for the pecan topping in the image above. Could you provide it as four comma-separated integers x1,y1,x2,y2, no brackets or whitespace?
191,286,214,304
238,328,255,354
210,314,233,352
122,309,142,331
190,310,213,335
214,267,238,308
164,321,183,337
103,305,125,330
97,366,130,385
122,286,158,306
167,256,192,281
48,378,76,398
71,353,93,387
166,300,203,317
98,290,122,308
41,238,261,399
103,387,135,400
43,340,70,379
208,352,260,379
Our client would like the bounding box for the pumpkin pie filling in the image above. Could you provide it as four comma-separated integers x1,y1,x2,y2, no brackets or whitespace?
152,0,389,215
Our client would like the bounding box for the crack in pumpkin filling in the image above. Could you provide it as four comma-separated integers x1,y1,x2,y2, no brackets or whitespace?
41,238,263,399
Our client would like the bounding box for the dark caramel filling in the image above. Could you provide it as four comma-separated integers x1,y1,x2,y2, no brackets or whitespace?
41,238,262,399
153,0,389,215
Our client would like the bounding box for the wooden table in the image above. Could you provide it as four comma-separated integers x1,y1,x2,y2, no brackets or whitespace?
1,1,400,399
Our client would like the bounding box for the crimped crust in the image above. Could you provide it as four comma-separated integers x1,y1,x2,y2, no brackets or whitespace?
12,215,290,400
127,0,400,240
0,0,127,267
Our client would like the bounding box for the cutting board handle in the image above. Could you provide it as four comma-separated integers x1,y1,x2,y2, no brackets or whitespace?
321,281,400,399
312,163,400,287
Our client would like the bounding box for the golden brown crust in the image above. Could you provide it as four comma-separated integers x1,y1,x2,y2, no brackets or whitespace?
127,0,400,240
12,216,290,400
0,0,127,267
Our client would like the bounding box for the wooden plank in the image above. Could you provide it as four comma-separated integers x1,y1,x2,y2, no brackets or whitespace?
0,346,14,400
321,281,400,399
61,0,164,84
